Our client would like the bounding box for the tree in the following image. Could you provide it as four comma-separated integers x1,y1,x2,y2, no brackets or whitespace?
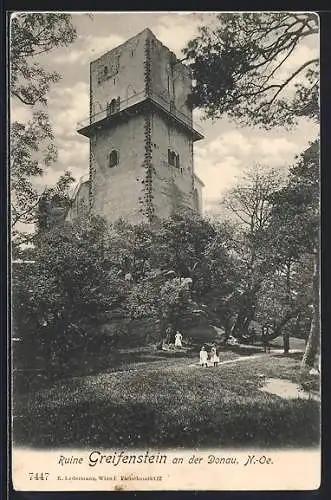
255,255,314,351
36,170,76,233
12,216,129,364
183,12,319,128
10,13,77,238
11,111,57,230
184,12,319,364
119,215,213,333
155,213,217,285
221,166,284,337
267,141,319,366
116,214,238,342
106,220,157,283
11,13,76,106
12,165,75,256
126,274,193,335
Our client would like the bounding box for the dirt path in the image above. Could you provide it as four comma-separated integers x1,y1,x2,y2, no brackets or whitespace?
261,377,320,402
188,349,303,368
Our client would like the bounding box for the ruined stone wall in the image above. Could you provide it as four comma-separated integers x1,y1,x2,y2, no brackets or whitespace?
83,28,200,225
151,113,194,218
147,33,196,219
91,114,146,224
90,30,148,115
66,181,90,222
149,34,192,121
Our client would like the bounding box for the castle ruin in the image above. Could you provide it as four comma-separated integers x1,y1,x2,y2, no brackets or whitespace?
65,28,204,225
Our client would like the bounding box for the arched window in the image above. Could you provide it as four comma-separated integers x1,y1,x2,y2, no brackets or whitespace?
107,98,118,116
168,149,179,168
168,149,174,166
109,149,119,168
110,98,117,114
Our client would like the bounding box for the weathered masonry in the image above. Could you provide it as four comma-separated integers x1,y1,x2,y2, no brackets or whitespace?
67,28,204,224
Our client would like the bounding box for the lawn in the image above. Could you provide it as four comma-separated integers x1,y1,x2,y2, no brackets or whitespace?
269,336,306,351
13,349,320,449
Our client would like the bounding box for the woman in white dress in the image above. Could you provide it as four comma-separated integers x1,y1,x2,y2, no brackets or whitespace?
210,346,219,366
199,346,208,367
174,331,183,348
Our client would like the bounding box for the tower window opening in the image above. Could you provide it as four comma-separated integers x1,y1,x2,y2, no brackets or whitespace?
104,66,108,75
109,149,119,168
107,98,119,116
168,149,179,168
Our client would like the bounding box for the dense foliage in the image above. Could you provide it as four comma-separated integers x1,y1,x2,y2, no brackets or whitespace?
183,12,319,128
11,13,77,245
11,13,319,370
13,144,319,367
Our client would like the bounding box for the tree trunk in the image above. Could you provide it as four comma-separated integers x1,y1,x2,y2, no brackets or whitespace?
232,313,246,339
301,249,319,368
283,260,291,354
283,331,290,354
301,308,319,367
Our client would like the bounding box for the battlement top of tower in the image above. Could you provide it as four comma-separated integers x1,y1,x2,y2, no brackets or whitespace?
90,27,188,72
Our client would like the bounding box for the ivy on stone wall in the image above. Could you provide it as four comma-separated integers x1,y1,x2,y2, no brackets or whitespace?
141,35,155,223
142,111,155,223
89,137,97,211
144,36,151,97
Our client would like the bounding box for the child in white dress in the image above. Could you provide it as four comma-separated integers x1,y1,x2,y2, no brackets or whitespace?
210,346,219,366
175,331,183,348
199,346,208,367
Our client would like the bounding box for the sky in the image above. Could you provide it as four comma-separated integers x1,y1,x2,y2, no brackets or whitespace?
12,12,319,216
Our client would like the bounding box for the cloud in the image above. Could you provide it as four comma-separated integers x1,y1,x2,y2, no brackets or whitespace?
283,42,319,73
52,33,125,65
40,81,90,180
152,13,209,56
264,41,319,97
24,13,318,220
49,81,90,138
57,140,89,171
194,129,308,213
32,163,88,196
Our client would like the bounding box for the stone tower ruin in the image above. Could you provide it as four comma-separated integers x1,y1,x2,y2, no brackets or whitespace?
67,28,204,224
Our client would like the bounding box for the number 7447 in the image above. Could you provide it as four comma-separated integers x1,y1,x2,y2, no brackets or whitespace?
29,472,49,480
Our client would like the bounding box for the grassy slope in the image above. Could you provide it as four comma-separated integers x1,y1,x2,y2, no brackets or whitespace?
13,351,320,449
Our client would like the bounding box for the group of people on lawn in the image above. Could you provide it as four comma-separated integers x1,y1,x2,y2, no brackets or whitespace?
164,327,220,367
199,345,220,367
